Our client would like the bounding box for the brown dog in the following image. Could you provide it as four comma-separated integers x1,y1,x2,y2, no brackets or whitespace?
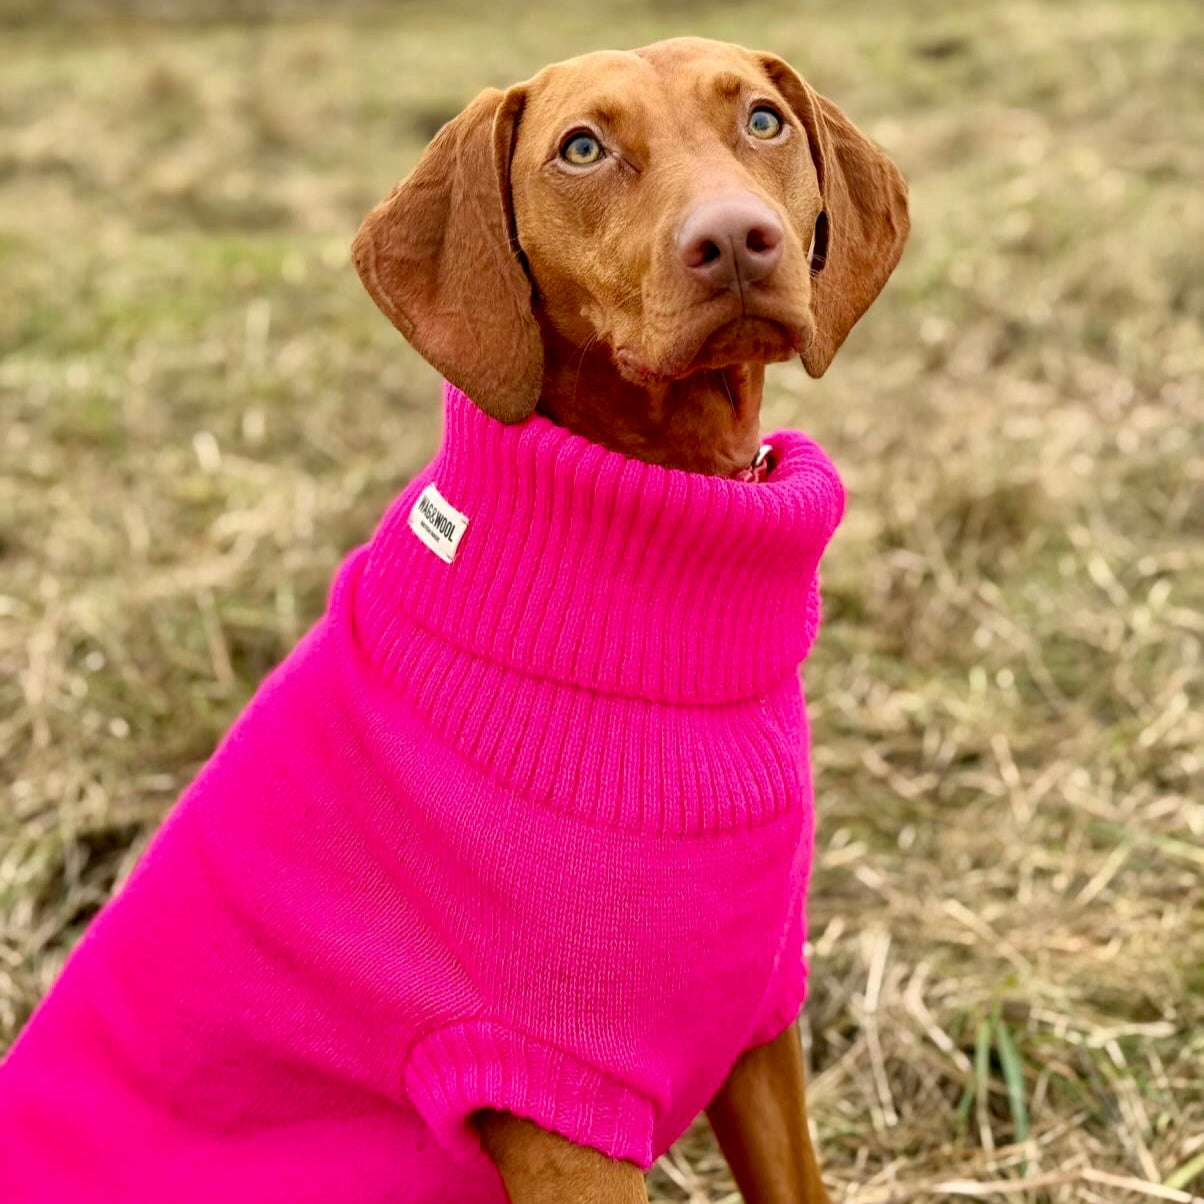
354,36,908,1202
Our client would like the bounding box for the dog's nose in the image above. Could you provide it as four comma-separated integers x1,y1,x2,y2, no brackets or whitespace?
676,194,784,290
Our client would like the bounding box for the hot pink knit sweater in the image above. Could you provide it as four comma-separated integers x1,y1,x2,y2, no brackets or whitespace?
0,382,844,1202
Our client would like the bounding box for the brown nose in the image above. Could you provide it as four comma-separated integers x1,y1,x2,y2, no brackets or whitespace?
676,194,784,290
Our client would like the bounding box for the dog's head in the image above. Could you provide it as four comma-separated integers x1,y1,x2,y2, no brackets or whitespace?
353,37,909,423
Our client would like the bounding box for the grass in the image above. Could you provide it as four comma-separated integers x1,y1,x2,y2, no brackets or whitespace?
1,1,1202,1200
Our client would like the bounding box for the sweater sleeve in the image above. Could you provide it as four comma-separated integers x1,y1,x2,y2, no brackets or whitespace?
743,904,809,1051
742,813,812,1052
403,1020,657,1169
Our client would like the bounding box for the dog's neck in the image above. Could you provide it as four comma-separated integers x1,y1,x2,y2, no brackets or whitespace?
536,334,764,477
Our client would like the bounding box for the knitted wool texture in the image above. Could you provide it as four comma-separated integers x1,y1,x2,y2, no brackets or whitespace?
0,382,845,1203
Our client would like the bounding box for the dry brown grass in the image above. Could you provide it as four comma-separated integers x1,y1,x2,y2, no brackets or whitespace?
1,2,1201,1200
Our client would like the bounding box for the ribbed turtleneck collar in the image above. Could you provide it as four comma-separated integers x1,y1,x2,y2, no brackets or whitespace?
354,382,844,705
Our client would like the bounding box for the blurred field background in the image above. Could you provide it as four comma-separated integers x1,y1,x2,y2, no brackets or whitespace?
1,0,1201,1200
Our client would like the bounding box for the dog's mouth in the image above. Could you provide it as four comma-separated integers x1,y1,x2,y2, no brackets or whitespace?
687,316,800,373
614,313,803,385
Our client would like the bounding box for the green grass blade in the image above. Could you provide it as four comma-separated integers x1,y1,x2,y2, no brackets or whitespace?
1165,1150,1204,1193
994,1016,1030,1166
972,1018,993,1143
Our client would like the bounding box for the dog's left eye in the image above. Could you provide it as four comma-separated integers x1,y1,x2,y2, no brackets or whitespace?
747,106,783,139
561,132,604,166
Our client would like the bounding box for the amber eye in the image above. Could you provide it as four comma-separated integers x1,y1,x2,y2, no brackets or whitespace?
747,106,783,140
561,132,604,166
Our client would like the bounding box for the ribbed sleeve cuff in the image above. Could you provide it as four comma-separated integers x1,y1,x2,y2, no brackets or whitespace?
404,1020,657,1170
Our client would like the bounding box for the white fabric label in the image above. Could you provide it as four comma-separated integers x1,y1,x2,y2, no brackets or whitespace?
408,483,469,564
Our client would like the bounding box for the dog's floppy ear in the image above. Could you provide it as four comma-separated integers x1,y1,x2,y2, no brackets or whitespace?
352,87,541,422
758,55,910,377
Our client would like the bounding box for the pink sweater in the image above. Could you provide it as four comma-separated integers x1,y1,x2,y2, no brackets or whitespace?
0,382,844,1203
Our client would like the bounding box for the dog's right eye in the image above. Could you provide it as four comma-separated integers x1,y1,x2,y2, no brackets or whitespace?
561,132,604,166
747,106,784,140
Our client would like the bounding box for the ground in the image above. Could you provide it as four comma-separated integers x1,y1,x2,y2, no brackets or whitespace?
1,1,1201,1201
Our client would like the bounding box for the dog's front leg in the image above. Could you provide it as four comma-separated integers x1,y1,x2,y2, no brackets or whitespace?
706,1021,832,1204
478,1111,649,1204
